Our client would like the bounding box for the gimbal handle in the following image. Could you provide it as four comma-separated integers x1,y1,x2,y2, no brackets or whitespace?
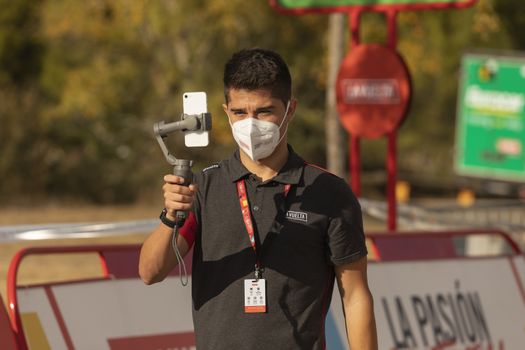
172,159,193,223
154,113,211,225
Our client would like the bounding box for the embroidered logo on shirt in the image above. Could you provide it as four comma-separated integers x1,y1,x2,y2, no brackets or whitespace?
202,164,219,173
286,211,308,223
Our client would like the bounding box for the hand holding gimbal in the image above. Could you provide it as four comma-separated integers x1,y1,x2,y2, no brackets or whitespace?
153,92,212,286
153,109,212,224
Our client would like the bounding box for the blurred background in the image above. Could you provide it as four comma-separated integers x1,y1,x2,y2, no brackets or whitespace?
1,2,525,348
1,0,524,207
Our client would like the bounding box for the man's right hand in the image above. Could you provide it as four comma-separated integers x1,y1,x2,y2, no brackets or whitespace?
162,175,197,220
139,174,195,285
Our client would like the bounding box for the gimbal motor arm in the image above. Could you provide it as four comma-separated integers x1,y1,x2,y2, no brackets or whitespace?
153,112,212,222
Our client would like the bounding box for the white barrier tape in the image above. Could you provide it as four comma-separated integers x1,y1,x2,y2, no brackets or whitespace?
360,198,525,231
0,219,157,242
1,199,523,243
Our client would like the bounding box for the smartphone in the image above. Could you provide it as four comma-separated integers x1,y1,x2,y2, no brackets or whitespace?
183,92,209,147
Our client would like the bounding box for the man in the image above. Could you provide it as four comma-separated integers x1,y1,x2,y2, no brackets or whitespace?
139,48,377,349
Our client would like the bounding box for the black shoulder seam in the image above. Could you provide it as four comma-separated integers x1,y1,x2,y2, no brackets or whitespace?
304,162,340,178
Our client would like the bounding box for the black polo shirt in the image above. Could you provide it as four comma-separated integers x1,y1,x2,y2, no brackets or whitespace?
187,147,367,350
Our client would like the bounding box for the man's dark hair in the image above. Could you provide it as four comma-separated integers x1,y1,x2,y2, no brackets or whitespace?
223,48,292,105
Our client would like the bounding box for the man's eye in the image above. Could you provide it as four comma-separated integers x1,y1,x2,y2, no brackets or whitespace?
233,111,246,116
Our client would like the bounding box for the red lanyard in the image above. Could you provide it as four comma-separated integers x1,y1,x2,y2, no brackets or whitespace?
236,179,291,278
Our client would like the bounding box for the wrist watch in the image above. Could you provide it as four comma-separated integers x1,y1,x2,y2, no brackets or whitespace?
159,208,177,228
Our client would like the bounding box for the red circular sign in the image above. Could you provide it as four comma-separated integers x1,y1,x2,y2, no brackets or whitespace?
336,44,411,138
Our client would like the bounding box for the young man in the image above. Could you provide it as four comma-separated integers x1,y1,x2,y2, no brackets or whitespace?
139,48,377,349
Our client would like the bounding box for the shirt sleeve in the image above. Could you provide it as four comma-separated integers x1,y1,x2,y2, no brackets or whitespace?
326,179,368,266
178,211,198,248
178,172,202,249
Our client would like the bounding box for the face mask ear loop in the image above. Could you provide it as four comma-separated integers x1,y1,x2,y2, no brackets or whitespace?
226,111,234,128
276,101,291,146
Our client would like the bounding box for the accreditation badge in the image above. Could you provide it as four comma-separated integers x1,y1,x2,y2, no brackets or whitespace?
244,279,266,313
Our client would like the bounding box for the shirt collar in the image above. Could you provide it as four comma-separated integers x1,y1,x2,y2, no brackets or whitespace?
227,150,251,183
227,145,304,185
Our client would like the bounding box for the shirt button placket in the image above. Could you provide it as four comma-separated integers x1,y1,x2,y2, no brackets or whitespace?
253,185,263,215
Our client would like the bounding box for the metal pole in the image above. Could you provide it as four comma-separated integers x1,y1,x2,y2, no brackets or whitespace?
325,13,347,178
348,10,362,196
350,136,361,196
386,9,398,230
387,132,397,230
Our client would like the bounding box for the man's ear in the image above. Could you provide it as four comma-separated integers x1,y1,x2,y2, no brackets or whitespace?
288,98,298,122
222,103,228,113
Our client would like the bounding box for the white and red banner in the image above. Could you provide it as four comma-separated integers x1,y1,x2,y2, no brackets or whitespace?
12,248,525,350
16,278,195,350
328,256,525,349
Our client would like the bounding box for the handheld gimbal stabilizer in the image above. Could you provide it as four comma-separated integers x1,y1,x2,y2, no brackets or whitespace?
153,112,212,224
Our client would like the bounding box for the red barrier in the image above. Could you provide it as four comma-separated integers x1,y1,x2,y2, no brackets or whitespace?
6,229,524,350
360,229,525,349
7,244,192,350
367,229,522,261
0,294,19,350
7,244,141,350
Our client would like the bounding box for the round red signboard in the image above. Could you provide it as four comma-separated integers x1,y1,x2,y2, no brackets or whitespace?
336,44,411,138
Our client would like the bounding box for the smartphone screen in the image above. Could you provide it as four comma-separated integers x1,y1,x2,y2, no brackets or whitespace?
183,92,209,147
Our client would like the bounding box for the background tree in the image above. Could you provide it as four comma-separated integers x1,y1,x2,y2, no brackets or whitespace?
0,0,522,204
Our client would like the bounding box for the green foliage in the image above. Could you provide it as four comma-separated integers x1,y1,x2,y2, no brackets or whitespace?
0,0,327,203
393,0,517,181
356,0,520,182
493,0,525,48
0,0,522,203
0,0,43,85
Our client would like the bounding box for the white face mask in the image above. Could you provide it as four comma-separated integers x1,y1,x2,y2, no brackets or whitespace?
229,101,291,161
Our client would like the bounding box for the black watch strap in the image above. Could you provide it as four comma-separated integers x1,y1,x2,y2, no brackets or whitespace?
159,208,177,228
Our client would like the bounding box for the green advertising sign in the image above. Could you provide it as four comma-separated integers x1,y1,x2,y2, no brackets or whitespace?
455,53,525,182
275,0,472,8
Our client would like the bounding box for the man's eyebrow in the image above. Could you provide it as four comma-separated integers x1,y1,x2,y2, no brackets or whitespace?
229,105,275,112
255,105,275,111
